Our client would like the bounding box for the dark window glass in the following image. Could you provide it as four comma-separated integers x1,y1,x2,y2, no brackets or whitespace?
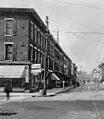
36,50,38,63
5,44,13,60
30,22,33,40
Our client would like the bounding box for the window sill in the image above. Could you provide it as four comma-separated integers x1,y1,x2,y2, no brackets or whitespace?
5,35,14,37
4,60,13,62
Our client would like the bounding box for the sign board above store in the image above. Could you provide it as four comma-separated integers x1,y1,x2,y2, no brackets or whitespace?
31,64,41,69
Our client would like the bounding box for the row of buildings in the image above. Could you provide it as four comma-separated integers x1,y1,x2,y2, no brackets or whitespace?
92,63,104,83
0,7,78,91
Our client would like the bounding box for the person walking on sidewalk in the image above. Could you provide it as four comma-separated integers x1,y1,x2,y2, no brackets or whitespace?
4,79,12,100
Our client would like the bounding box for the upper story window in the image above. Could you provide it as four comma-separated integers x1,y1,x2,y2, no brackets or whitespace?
4,18,16,36
29,21,33,40
5,18,13,36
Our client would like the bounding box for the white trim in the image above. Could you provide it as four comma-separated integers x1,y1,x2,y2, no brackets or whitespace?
37,49,41,52
30,44,33,47
48,56,54,60
41,51,45,55
4,42,14,44
34,46,37,49
4,18,14,20
5,35,14,37
30,20,33,25
33,45,45,54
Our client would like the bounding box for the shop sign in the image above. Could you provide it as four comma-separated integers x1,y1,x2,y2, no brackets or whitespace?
31,64,41,69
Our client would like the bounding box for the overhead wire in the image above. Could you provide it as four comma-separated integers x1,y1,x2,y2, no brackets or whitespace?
52,30,104,35
51,0,104,10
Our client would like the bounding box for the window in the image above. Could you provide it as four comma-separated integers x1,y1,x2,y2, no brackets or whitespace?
35,28,38,43
5,18,14,36
33,49,36,63
36,50,38,63
38,51,41,63
42,36,44,48
37,31,40,44
50,44,52,55
41,53,45,68
41,35,43,47
40,33,42,47
5,43,13,60
34,26,36,43
29,21,33,40
28,46,33,61
37,31,40,45
49,58,53,70
44,38,46,48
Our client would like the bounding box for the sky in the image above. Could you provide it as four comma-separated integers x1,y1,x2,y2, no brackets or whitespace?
1,0,104,73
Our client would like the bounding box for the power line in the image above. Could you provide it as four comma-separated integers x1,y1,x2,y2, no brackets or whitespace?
51,0,104,10
52,30,104,35
65,32,104,35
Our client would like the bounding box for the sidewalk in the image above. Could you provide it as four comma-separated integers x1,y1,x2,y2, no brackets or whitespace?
0,86,74,98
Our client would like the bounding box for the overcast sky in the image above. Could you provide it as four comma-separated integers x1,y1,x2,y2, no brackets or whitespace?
1,0,104,73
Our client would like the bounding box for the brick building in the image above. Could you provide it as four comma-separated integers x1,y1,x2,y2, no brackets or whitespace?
0,7,76,91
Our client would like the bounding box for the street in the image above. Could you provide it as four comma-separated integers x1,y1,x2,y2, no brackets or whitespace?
0,83,104,119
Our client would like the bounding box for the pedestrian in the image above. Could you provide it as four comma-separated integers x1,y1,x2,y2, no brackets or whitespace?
4,79,12,100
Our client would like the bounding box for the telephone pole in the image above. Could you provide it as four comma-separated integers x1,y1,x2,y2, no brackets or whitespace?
57,26,59,44
45,16,49,29
42,16,49,95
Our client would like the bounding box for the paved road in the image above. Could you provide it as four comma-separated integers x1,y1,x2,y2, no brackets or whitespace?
0,83,104,119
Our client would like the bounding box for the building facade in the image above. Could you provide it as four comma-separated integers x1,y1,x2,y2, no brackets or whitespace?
0,7,77,91
99,62,104,83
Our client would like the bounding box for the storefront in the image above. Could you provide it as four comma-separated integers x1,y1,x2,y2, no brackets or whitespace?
0,65,29,91
31,64,44,90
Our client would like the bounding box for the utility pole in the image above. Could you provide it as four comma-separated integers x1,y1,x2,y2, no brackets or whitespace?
45,16,49,29
57,26,59,44
80,65,83,84
42,16,49,95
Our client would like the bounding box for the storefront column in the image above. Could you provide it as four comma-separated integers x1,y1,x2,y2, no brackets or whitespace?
25,65,29,83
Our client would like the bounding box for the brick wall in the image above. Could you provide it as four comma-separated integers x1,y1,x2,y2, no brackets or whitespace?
0,16,29,61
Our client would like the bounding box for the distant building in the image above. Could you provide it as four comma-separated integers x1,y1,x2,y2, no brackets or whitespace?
92,68,100,82
99,62,104,82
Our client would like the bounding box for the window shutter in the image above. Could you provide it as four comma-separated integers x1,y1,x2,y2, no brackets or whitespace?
13,44,16,61
4,19,6,36
13,20,17,36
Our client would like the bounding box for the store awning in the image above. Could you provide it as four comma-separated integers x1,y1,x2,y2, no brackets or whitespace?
0,65,25,78
51,73,60,81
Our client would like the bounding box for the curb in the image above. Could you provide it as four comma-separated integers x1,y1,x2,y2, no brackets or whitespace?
32,94,56,97
31,86,74,97
55,86,74,94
